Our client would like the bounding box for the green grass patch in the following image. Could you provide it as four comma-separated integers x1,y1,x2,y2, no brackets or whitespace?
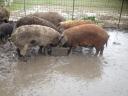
3,0,127,11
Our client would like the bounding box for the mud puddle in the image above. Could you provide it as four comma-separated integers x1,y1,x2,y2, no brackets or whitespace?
0,29,128,96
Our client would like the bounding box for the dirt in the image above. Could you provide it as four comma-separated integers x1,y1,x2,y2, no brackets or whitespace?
0,29,128,96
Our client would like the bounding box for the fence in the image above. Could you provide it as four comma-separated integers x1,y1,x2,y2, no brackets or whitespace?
0,0,128,29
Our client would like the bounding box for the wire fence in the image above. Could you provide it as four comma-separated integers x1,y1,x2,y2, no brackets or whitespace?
0,0,128,29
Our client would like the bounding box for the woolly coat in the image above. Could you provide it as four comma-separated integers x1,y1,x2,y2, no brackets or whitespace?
28,12,65,27
11,25,61,56
16,16,61,32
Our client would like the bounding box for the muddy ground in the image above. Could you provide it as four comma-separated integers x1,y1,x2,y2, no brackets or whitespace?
0,29,128,96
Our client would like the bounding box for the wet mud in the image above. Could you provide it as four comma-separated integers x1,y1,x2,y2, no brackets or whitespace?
0,29,128,96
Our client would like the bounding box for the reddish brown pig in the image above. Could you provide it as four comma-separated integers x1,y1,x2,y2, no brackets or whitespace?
60,24,109,56
58,20,93,30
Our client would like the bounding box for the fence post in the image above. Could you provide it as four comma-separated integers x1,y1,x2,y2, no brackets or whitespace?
72,0,75,20
24,0,26,16
118,0,125,28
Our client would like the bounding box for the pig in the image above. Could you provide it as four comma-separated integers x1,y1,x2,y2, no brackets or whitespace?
59,24,109,56
58,20,93,30
0,6,10,23
11,25,61,57
16,16,62,33
28,12,65,27
0,21,15,42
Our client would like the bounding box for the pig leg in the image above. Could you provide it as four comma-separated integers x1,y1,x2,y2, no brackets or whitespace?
95,47,100,56
38,46,46,55
47,45,52,55
38,46,43,53
0,33,5,43
39,46,47,55
16,48,23,57
43,47,46,55
4,35,8,41
67,47,72,55
100,46,104,55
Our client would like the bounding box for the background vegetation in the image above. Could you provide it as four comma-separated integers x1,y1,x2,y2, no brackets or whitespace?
0,0,127,11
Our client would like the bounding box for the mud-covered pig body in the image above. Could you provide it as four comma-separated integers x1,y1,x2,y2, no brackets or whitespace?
11,25,61,56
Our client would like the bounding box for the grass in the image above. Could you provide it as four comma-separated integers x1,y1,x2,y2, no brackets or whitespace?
83,16,96,21
2,0,127,11
7,3,32,11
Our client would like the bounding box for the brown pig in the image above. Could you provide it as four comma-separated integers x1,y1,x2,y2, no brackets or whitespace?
16,16,62,33
59,24,109,56
28,12,65,27
0,6,10,23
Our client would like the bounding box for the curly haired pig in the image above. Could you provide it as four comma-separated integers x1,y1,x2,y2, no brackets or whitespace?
16,16,62,33
11,25,61,57
59,24,109,56
58,20,93,30
0,21,15,42
0,6,10,23
29,12,65,27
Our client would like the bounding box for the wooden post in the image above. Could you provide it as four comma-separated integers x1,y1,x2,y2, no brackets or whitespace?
72,0,75,20
118,0,125,29
24,0,26,16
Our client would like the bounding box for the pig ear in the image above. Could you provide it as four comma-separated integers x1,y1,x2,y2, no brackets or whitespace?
30,39,38,46
30,40,36,44
57,22,61,27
